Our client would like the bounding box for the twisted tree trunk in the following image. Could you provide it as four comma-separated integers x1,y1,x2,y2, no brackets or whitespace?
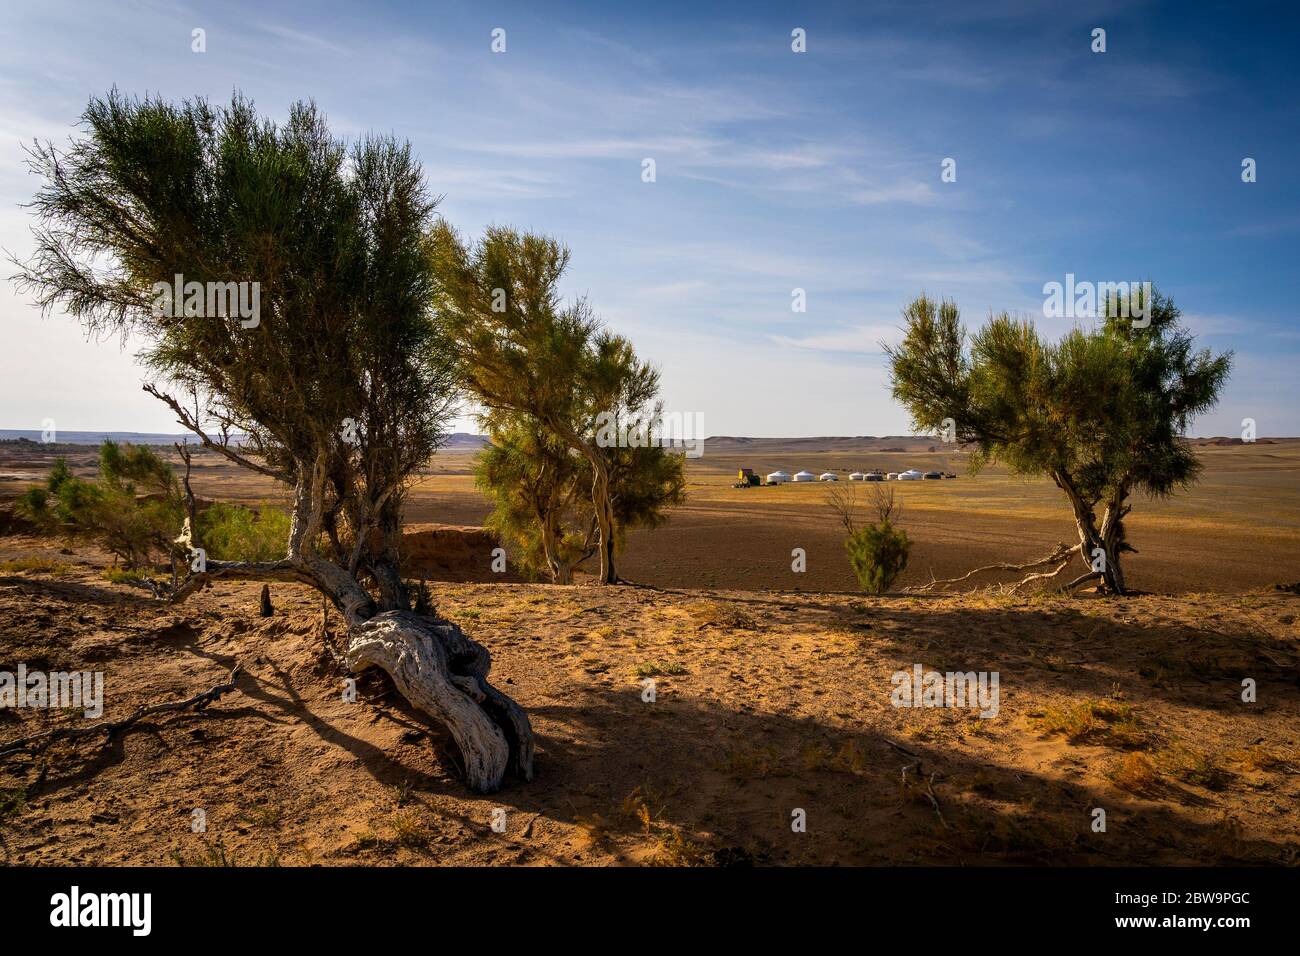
1098,487,1132,595
590,456,618,584
549,421,619,585
1054,472,1127,594
345,611,534,788
170,457,535,793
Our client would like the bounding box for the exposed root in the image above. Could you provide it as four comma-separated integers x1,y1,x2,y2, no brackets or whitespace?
155,560,534,792
168,559,319,604
925,772,948,829
1060,569,1104,593
0,665,242,759
343,610,534,793
908,543,1080,594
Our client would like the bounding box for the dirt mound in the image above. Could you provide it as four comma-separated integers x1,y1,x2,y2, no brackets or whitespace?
401,524,525,583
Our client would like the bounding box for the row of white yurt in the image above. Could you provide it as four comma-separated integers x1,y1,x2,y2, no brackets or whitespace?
769,469,912,484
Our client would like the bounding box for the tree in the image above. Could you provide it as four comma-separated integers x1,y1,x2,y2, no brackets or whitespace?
886,289,1231,594
827,481,911,594
18,441,183,569
605,415,688,549
476,418,594,584
477,409,686,584
12,91,533,791
430,224,670,583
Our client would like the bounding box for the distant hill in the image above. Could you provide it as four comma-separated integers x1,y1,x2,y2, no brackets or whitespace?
1,430,1285,453
703,435,1289,454
1189,436,1276,446
0,430,207,446
702,435,953,454
0,430,491,448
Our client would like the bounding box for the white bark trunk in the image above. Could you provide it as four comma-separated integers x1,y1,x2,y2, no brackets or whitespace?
343,610,534,792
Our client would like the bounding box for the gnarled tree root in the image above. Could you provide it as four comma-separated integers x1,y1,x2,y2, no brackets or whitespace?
156,562,533,792
343,610,534,793
907,543,1081,594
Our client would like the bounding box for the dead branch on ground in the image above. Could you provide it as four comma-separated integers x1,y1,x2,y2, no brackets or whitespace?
907,542,1083,594
0,665,242,759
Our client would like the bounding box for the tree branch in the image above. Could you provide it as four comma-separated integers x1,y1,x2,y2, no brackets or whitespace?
0,665,242,759
908,542,1079,593
169,559,318,604
144,384,294,484
1060,569,1103,593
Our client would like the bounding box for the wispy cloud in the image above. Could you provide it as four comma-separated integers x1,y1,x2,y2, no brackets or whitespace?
770,323,903,354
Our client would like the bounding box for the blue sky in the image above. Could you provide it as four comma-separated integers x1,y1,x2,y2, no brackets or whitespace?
2,0,1297,436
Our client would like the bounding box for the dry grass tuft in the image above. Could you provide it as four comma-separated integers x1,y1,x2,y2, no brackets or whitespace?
632,660,687,677
648,828,709,866
1033,697,1148,748
388,809,428,847
717,745,785,780
1228,744,1294,773
1160,746,1232,791
1109,752,1161,796
801,739,870,775
679,600,756,631
0,558,71,575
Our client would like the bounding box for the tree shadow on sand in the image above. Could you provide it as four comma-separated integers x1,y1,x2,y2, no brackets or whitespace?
506,685,1298,866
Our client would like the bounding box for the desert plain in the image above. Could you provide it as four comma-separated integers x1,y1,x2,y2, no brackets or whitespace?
0,436,1297,865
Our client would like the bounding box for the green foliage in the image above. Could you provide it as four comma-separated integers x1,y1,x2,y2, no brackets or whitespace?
608,430,688,540
14,91,458,611
845,521,911,594
103,567,163,585
434,224,685,583
196,503,290,563
887,288,1230,498
475,422,589,581
885,287,1231,592
476,416,686,582
16,441,182,568
431,224,662,450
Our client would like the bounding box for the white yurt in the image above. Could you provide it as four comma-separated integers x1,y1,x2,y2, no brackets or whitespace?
819,472,838,481
849,471,866,481
899,469,924,480
766,470,791,485
886,472,899,480
792,470,816,482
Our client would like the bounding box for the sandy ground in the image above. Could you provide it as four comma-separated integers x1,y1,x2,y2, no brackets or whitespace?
1,438,1298,866
1,535,1297,866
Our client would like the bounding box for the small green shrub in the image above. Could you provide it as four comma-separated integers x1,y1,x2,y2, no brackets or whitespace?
845,520,911,594
196,503,290,563
16,442,182,568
